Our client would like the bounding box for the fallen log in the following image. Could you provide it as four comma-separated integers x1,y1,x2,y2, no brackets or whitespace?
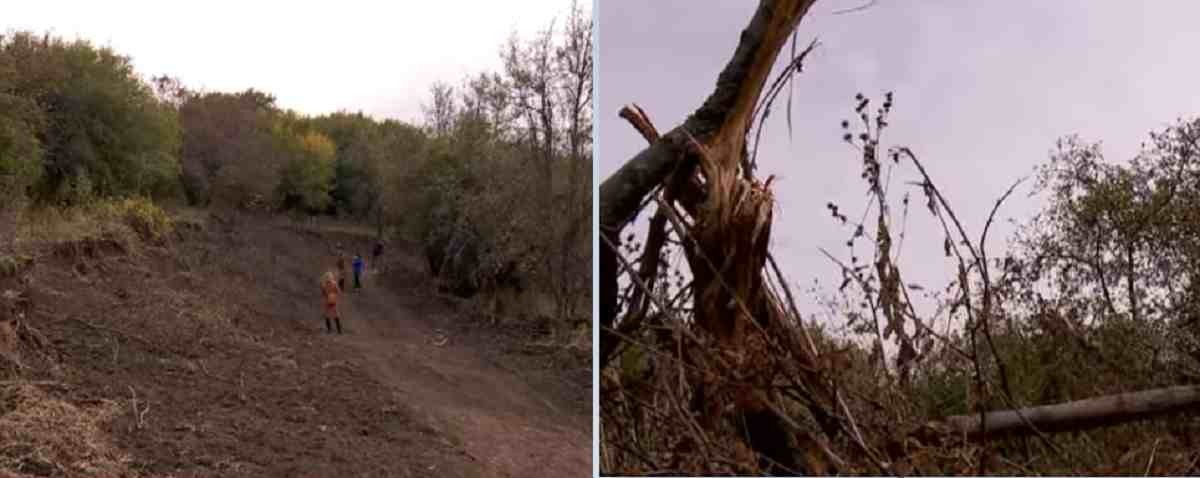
929,385,1200,441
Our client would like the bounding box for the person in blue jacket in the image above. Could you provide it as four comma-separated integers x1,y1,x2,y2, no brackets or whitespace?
352,254,365,289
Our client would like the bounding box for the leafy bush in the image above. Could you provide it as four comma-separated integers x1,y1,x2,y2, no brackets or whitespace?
94,197,175,243
0,254,33,278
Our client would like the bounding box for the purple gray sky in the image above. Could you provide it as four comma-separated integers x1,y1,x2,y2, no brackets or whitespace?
4,0,569,122
598,1,1200,325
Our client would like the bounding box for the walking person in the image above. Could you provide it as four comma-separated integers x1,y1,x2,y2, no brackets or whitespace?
371,240,384,269
352,253,364,290
319,271,343,334
335,246,347,290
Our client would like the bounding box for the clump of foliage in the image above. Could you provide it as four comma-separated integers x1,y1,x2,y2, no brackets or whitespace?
95,197,175,243
275,126,337,212
0,32,181,205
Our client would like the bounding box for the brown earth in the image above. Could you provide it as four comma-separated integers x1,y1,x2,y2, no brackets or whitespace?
0,213,590,477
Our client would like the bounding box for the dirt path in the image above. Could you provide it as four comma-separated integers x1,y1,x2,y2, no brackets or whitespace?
330,273,590,478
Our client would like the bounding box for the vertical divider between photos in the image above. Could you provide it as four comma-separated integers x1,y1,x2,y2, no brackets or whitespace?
590,0,601,476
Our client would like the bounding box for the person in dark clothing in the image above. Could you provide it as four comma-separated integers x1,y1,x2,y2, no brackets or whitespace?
352,254,364,289
372,241,384,266
336,253,347,290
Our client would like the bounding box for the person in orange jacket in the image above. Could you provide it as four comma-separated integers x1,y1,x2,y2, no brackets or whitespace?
320,271,343,334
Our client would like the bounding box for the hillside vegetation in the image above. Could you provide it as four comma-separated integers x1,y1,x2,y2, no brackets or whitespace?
1,0,591,331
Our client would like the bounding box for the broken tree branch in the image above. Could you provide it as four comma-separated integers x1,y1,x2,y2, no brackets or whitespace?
599,0,818,233
618,103,660,143
601,104,667,369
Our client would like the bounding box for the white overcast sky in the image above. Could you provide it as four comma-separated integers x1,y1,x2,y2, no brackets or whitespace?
598,1,1200,324
3,0,570,123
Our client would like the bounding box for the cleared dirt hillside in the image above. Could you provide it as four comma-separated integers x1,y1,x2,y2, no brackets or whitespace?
0,208,590,477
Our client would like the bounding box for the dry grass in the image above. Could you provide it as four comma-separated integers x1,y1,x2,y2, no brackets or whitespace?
19,208,92,246
15,198,175,256
0,381,132,477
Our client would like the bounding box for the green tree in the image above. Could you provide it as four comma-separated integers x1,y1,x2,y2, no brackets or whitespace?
1009,119,1200,385
0,32,181,203
177,89,279,207
0,55,44,250
276,128,336,212
309,111,381,216
0,89,43,188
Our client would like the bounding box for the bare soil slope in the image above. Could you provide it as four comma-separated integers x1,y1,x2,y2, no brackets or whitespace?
0,213,589,477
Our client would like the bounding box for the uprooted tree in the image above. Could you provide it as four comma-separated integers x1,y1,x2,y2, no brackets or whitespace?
599,0,1200,475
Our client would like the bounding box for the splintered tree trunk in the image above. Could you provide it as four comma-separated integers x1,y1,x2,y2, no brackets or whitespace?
600,0,818,361
929,385,1200,441
599,0,820,473
599,0,817,231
